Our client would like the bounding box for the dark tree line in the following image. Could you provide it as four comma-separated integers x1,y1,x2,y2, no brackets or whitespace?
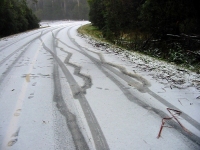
27,0,89,20
88,0,200,66
0,0,39,37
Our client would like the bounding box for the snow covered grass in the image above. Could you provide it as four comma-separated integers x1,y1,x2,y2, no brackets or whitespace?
74,23,200,149
78,24,104,40
78,29,200,93
77,23,200,126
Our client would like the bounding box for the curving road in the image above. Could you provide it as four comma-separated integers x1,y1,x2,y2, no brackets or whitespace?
0,21,199,150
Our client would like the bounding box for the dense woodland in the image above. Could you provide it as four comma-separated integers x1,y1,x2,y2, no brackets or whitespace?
88,0,200,69
0,0,89,37
1,0,199,70
27,0,89,20
0,0,39,37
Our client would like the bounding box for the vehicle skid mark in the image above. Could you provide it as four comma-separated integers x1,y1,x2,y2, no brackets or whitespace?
0,26,57,52
0,30,54,87
40,35,110,150
0,43,30,67
0,44,29,86
66,25,200,146
53,59,89,150
57,33,149,93
58,46,92,93
40,36,89,149
82,48,151,90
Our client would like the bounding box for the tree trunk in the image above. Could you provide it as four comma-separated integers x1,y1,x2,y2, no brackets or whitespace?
63,0,66,15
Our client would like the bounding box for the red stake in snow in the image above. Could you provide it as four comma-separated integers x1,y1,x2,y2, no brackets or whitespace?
157,108,190,139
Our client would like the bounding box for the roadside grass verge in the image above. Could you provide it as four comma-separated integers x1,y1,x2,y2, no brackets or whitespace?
78,24,105,41
78,24,200,73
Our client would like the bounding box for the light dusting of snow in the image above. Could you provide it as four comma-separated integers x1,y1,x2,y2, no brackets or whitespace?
79,33,200,93
0,21,199,150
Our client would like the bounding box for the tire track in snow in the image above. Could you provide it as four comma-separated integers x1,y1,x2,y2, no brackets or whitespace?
0,29,55,86
52,26,89,149
0,26,64,52
57,46,92,94
0,43,30,67
51,30,110,150
40,36,90,150
58,28,151,93
81,46,200,132
52,29,92,93
82,47,200,131
0,28,49,52
81,48,150,92
0,27,61,66
65,25,200,146
0,42,32,86
53,53,88,150
0,27,69,149
41,31,110,149
0,31,45,67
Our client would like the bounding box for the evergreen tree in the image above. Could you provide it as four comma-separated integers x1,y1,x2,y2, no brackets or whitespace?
87,0,200,65
27,0,89,20
0,0,39,37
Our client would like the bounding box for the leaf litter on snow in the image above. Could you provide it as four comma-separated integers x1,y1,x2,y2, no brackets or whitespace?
79,33,200,93
78,33,200,131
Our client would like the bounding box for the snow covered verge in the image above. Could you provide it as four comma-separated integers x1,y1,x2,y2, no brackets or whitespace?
77,30,200,139
39,20,79,28
78,33,200,96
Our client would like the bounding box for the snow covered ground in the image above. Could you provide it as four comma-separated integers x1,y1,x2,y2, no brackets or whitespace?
79,32,200,124
0,21,199,150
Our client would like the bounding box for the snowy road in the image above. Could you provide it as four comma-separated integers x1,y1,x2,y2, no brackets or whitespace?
0,21,200,150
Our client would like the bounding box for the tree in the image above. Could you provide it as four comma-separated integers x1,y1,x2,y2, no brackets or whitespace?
87,0,200,65
0,0,39,37
27,0,89,20
139,0,200,37
88,0,105,29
